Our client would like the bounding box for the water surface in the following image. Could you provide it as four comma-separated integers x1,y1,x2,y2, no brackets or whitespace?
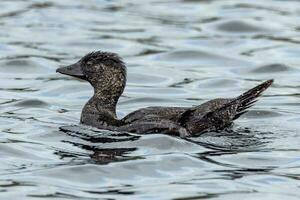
0,0,300,199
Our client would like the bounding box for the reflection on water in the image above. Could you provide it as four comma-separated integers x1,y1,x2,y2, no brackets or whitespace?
0,0,300,199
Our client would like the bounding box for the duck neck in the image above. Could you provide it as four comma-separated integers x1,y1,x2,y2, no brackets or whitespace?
93,87,120,116
80,79,125,127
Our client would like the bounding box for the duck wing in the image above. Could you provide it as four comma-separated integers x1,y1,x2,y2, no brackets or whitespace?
122,106,187,123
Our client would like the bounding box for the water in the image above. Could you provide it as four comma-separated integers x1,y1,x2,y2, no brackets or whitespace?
0,0,300,199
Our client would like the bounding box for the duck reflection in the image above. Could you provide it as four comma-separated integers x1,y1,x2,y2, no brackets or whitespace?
57,125,141,164
57,124,272,165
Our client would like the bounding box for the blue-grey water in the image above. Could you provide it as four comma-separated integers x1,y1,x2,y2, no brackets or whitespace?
1,0,300,199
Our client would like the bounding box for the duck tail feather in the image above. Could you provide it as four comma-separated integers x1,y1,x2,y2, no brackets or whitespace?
233,110,248,120
234,79,273,118
177,79,273,133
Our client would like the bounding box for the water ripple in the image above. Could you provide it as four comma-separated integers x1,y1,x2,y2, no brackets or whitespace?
0,0,299,199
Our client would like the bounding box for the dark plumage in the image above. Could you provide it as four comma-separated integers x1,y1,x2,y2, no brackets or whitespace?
56,51,273,138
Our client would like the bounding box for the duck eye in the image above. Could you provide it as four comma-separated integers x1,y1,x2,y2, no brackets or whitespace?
86,61,93,66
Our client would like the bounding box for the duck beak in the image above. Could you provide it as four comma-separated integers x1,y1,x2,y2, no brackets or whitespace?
56,61,85,79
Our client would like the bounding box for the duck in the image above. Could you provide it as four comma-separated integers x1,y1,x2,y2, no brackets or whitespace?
56,51,273,138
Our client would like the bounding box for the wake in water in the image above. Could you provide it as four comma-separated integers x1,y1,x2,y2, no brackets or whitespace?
59,124,273,164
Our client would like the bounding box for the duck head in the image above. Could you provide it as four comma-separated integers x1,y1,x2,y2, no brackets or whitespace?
57,51,126,84
57,51,127,110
